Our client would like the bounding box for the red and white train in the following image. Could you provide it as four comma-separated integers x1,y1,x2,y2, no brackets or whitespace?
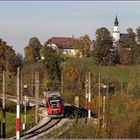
44,90,64,118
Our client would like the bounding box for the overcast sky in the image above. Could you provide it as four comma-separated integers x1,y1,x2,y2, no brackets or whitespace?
0,1,140,55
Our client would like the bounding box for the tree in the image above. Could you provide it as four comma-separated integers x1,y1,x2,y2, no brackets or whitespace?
81,34,91,57
16,53,23,68
93,27,113,65
119,27,140,65
75,35,91,57
127,28,136,45
24,37,42,62
136,26,140,44
44,46,63,82
0,38,20,74
136,26,140,63
75,38,84,57
119,42,132,65
127,28,138,64
39,46,47,60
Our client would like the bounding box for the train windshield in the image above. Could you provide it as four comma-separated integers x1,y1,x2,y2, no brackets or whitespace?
49,99,60,108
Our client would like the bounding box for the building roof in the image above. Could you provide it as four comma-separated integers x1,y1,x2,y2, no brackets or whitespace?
47,37,78,49
120,33,128,42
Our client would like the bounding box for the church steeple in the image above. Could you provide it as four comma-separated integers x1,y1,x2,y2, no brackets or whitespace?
114,15,119,26
113,15,120,44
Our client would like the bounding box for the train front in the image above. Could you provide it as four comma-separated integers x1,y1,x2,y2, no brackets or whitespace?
46,96,64,118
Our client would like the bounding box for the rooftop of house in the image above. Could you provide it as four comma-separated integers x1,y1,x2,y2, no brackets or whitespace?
47,37,78,49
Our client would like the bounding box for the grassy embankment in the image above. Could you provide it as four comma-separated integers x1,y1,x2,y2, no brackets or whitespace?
62,58,140,105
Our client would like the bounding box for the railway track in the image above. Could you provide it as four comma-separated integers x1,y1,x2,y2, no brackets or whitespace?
20,118,61,139
18,105,89,139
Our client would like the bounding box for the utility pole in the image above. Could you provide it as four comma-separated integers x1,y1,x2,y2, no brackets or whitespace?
2,70,6,138
102,95,106,128
35,71,39,124
121,80,123,94
31,73,34,97
88,72,91,119
16,67,20,139
98,72,101,127
61,72,64,97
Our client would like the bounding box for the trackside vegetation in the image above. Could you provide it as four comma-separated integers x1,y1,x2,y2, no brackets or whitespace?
0,99,35,138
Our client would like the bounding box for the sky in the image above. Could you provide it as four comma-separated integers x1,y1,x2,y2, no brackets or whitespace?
0,1,140,55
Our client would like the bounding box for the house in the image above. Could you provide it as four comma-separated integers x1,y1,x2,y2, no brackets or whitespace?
47,37,79,56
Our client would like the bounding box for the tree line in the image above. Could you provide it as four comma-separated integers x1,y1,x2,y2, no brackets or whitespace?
91,26,140,65
1,26,140,82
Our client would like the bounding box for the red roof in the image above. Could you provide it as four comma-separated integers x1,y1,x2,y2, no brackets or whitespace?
48,37,78,49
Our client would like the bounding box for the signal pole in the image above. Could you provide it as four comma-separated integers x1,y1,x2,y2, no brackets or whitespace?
98,72,101,127
35,71,39,124
85,74,88,109
88,72,91,119
16,67,20,139
2,70,6,138
20,71,23,106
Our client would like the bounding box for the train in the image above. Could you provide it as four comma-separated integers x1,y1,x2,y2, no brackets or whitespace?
44,90,64,118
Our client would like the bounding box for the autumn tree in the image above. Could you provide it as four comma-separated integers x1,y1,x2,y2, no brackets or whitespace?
119,42,132,65
75,38,84,57
81,34,91,56
24,37,42,63
75,35,91,57
93,27,113,65
127,28,138,64
0,38,20,74
136,26,140,63
39,46,47,60
120,28,138,65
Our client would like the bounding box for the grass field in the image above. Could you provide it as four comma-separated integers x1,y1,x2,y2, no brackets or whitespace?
65,57,140,83
0,109,35,138
63,58,140,94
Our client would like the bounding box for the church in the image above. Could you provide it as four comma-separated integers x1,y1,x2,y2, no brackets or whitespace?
112,15,128,49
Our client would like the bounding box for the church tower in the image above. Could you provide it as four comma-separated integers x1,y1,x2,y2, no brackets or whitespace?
113,15,120,43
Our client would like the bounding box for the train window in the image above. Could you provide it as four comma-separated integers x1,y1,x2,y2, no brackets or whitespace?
50,100,60,108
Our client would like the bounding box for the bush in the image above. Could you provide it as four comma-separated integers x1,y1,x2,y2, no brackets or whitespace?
5,100,16,113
